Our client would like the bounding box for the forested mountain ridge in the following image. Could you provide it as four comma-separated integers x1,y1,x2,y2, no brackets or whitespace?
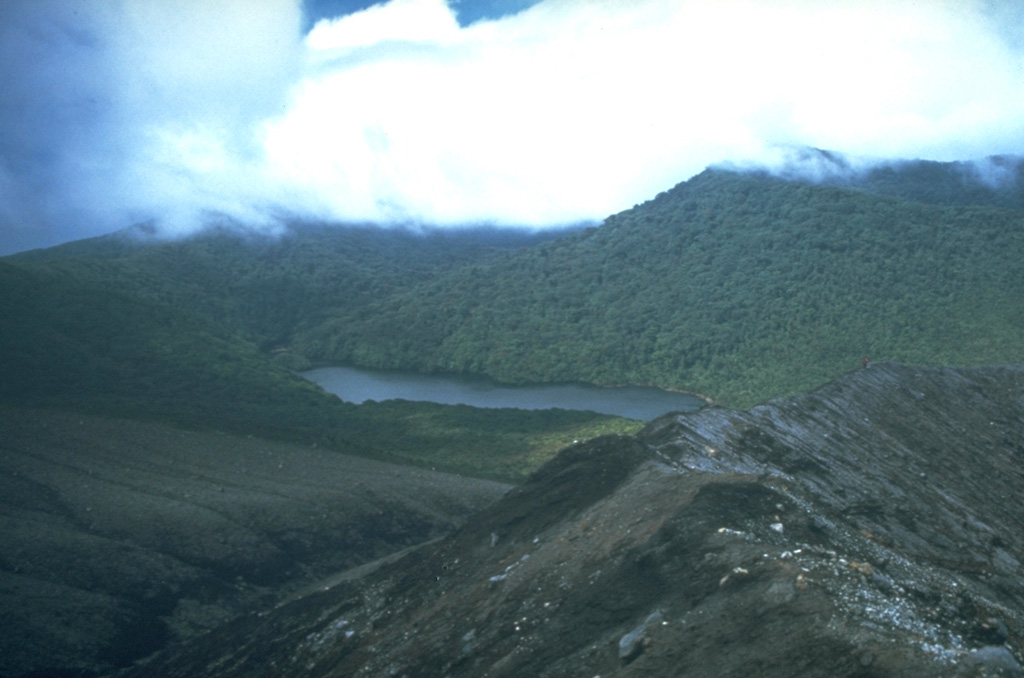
8,222,573,356
7,154,1024,411
746,149,1024,208
0,247,635,484
300,168,1024,406
0,259,336,437
828,152,1024,207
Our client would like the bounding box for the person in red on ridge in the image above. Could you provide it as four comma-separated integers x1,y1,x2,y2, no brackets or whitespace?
862,355,871,368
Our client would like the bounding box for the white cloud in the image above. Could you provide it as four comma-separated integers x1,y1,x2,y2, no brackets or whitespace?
2,0,1024,251
257,0,1024,227
307,0,460,51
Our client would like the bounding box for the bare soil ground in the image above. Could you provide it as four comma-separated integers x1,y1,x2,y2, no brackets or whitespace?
0,406,509,677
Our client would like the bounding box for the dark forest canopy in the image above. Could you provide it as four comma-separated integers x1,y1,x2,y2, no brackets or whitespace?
5,153,1024,417
296,163,1024,405
0,226,620,482
748,148,1024,208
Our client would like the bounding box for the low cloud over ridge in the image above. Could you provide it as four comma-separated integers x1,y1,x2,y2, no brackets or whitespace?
2,0,1024,253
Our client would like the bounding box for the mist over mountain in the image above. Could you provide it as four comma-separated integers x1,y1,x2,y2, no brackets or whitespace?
2,153,1023,676
736,148,1024,208
4,1,1024,253
851,155,1024,208
8,153,1024,409
293,157,1024,406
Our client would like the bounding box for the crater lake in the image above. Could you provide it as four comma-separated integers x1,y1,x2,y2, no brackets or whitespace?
300,366,704,420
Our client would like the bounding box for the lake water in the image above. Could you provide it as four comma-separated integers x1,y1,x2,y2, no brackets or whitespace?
300,366,703,420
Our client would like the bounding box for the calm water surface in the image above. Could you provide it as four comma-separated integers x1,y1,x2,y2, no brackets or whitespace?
301,366,703,420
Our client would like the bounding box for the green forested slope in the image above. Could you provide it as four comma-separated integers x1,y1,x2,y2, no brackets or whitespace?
0,259,342,438
767,150,1024,208
10,223,568,357
299,169,1024,406
8,159,1023,421
849,155,1024,208
0,257,635,482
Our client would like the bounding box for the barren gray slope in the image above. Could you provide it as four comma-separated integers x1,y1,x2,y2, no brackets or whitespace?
0,408,509,678
122,363,1024,677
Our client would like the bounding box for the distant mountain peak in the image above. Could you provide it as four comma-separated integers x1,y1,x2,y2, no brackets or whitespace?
714,147,1024,208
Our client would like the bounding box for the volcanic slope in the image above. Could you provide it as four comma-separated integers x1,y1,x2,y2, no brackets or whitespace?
0,407,509,678
304,168,1024,406
123,362,1024,677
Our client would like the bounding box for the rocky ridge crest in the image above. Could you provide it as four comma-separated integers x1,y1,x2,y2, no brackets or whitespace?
125,364,1024,677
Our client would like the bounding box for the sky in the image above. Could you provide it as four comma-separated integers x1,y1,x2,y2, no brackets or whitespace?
2,0,1024,254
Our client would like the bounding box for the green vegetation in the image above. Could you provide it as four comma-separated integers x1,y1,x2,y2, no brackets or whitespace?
10,222,571,355
850,156,1024,208
0,260,334,438
0,256,634,483
342,401,642,482
301,169,1024,406
5,157,1023,480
